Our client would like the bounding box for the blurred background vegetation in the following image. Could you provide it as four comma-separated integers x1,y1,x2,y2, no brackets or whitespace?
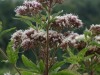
0,0,100,74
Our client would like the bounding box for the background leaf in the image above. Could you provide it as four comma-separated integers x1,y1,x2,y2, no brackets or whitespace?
49,61,65,73
6,41,18,64
52,70,81,75
0,27,16,39
22,55,39,73
37,60,45,73
0,21,2,31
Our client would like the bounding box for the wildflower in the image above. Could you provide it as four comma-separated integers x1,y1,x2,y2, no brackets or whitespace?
15,0,42,16
73,34,88,50
31,29,46,44
74,41,86,50
90,24,100,35
75,34,85,42
21,38,33,49
11,30,23,42
23,0,42,10
51,13,83,30
86,46,100,55
11,30,23,49
94,35,100,44
64,32,78,43
15,6,27,16
48,30,64,47
22,28,35,39
60,32,79,49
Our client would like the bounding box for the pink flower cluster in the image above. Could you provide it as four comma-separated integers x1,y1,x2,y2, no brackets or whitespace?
51,14,83,30
90,24,100,35
11,24,100,55
11,28,64,50
15,0,42,16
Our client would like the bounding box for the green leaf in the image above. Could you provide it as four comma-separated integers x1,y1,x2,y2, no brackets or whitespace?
84,29,92,43
84,54,94,61
84,29,92,37
0,27,16,38
94,63,100,72
6,41,18,64
21,71,37,75
67,47,74,57
22,55,39,73
0,21,2,31
90,41,100,47
49,10,63,24
14,17,35,28
64,48,78,64
38,60,45,73
52,10,63,17
49,61,65,73
15,15,43,29
52,70,81,75
78,48,88,58
0,21,2,25
22,19,35,28
65,48,88,64
65,56,79,64
15,16,34,22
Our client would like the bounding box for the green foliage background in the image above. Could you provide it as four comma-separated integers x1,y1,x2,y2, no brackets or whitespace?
0,0,100,74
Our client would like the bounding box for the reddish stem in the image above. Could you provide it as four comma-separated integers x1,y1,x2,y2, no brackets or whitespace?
90,70,94,75
45,27,49,75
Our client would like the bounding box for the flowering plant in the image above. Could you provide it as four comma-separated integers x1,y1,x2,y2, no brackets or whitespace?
0,0,100,75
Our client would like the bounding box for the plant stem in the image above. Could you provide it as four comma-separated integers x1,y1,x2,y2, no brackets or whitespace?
45,8,51,75
0,48,8,59
45,1,53,74
45,25,49,75
90,70,94,75
0,48,21,75
13,64,21,75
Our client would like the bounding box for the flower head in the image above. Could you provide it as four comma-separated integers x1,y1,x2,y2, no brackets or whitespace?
48,30,64,47
51,13,83,30
94,35,100,44
11,30,23,49
15,6,27,16
75,34,85,42
90,24,100,35
60,32,79,49
15,0,42,16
